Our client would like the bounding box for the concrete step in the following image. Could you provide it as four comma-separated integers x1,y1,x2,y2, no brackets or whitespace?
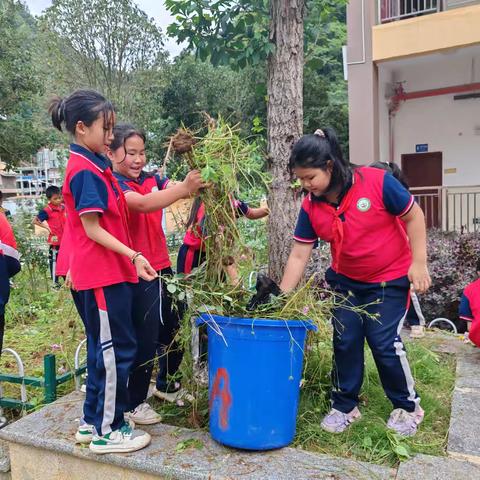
447,350,480,464
0,391,395,480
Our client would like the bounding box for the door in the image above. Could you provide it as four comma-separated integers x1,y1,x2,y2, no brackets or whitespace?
401,152,443,228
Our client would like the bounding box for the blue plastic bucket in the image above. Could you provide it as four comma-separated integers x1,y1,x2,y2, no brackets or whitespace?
196,313,317,450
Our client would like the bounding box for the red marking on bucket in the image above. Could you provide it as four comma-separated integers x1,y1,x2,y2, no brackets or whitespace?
210,367,232,430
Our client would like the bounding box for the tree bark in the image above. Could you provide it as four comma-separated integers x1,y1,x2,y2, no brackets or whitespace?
267,0,305,282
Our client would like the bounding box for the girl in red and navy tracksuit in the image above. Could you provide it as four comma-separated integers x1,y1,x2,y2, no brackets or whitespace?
279,128,431,437
49,90,157,454
108,124,205,410
177,197,269,275
0,212,20,427
459,258,480,347
34,185,66,284
0,212,20,352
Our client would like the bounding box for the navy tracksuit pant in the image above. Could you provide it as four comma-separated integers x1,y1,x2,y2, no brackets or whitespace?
0,255,10,354
72,283,136,436
127,268,185,410
326,269,420,414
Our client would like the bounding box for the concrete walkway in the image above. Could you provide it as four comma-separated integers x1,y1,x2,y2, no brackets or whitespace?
0,332,479,479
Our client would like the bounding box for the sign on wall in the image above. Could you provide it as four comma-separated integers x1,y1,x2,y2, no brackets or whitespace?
415,144,429,153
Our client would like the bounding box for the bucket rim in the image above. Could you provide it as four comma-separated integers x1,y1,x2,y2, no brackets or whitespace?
196,313,318,331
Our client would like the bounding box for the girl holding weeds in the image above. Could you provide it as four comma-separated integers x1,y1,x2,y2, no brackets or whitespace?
277,128,431,436
108,123,205,408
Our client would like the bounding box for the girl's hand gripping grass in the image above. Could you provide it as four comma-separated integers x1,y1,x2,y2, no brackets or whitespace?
247,273,282,311
133,254,158,281
180,170,207,198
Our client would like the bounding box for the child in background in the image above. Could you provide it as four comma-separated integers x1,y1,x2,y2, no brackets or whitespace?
459,258,480,347
267,128,430,436
370,161,426,339
0,211,21,427
108,123,205,413
177,197,269,275
49,89,157,454
0,192,11,218
33,185,66,285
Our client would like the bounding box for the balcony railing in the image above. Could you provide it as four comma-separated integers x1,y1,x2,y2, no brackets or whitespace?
379,0,480,23
411,185,480,233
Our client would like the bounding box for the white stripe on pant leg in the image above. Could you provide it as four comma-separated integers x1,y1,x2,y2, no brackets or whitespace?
410,291,425,326
158,274,164,325
52,248,57,283
395,307,420,407
99,308,117,435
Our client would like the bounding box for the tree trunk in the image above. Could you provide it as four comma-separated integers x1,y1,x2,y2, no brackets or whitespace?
267,0,305,282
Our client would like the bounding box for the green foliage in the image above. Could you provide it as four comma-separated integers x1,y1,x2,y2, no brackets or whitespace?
0,0,42,115
165,0,349,153
172,118,268,284
39,0,166,115
165,0,270,69
0,0,44,166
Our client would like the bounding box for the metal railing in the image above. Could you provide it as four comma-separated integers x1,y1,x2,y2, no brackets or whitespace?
0,342,87,411
379,0,440,23
379,0,480,23
411,185,480,233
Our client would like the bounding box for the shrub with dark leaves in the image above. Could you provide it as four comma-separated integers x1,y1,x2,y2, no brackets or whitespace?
422,229,480,321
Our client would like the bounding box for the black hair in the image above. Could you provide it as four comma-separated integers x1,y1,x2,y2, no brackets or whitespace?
288,127,352,196
0,191,3,200
476,258,480,273
370,161,410,190
186,197,203,230
109,123,147,164
48,89,114,136
45,185,61,199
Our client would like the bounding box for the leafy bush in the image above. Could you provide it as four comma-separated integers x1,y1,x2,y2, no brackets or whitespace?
423,229,480,321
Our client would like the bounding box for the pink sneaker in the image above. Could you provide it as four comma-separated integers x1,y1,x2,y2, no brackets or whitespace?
387,406,424,436
320,407,361,433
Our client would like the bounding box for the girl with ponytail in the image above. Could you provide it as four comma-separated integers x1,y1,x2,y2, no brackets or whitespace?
49,90,155,454
260,127,431,437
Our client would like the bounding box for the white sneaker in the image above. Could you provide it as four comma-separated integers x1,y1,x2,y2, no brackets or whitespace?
0,408,7,429
80,374,88,393
320,407,361,433
387,406,424,436
125,402,162,425
75,419,94,444
89,421,151,454
410,325,425,339
153,383,194,406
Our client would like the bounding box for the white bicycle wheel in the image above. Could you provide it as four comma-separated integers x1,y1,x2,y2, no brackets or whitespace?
428,318,458,334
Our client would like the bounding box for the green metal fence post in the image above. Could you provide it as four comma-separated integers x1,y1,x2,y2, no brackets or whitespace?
44,354,57,404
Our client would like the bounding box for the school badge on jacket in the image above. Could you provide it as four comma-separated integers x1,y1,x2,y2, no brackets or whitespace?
356,197,371,212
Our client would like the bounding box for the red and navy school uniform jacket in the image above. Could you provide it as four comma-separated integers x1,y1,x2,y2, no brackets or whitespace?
114,171,171,272
294,166,414,283
459,279,480,322
459,278,480,347
0,212,20,277
182,198,250,251
62,144,137,291
37,202,66,246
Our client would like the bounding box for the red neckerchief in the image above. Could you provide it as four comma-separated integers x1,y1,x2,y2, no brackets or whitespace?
329,173,357,271
103,167,133,248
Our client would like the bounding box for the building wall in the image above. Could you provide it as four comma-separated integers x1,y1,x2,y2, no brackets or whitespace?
373,4,480,62
387,53,480,186
347,0,379,165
